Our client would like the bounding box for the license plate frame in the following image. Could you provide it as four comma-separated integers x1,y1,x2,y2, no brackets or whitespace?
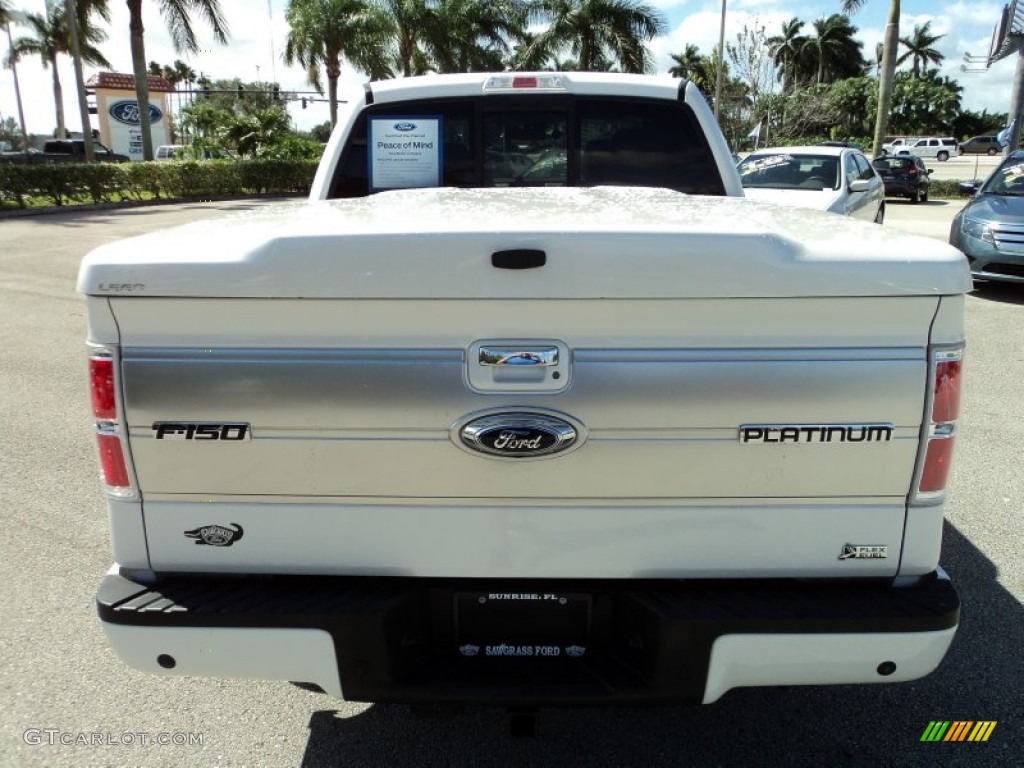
454,590,591,659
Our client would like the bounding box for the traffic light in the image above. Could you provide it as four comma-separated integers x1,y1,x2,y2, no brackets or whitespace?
301,98,307,109
237,84,244,99
272,84,280,101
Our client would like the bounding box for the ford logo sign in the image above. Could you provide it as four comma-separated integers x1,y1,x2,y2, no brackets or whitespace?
108,100,163,126
393,122,417,131
458,413,580,459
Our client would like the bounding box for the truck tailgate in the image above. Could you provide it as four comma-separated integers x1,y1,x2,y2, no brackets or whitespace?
111,294,936,579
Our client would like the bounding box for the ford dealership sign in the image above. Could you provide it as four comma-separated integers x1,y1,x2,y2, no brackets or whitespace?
108,100,163,125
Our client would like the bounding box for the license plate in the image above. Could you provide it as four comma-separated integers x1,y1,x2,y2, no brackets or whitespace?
454,591,590,659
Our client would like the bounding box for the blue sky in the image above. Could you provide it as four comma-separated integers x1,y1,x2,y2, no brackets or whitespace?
0,0,1017,137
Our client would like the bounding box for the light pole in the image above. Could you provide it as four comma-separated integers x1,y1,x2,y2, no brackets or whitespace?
714,0,726,122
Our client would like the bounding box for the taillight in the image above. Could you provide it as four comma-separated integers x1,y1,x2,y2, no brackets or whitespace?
931,354,962,423
915,347,964,500
90,354,116,420
97,432,131,487
88,346,135,497
918,429,955,493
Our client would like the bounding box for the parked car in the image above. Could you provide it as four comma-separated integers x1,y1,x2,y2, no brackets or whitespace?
0,139,129,164
958,135,1001,156
872,154,932,203
884,137,957,162
737,145,886,223
155,145,185,160
949,149,1024,283
881,137,914,154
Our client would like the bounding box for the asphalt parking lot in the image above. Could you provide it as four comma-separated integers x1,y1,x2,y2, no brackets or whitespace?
0,199,1021,767
917,153,1000,182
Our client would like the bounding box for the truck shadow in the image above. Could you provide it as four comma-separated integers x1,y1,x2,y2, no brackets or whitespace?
970,282,1024,306
296,525,1021,767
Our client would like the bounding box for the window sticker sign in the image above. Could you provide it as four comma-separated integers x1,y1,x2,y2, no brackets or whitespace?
740,154,793,175
1002,164,1024,181
369,116,442,190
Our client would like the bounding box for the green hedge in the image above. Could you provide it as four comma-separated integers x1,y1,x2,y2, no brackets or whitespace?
0,159,319,209
0,159,978,210
928,179,975,199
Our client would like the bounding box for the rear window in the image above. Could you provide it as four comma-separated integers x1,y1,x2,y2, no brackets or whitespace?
328,96,725,198
875,157,913,171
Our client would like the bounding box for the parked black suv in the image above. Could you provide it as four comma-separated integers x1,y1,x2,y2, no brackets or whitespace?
872,154,932,203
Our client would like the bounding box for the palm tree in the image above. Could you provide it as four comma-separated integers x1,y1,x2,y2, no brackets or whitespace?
806,14,862,84
898,21,944,77
767,17,807,92
377,0,526,77
668,43,701,79
125,0,229,161
379,0,425,77
10,1,110,137
517,0,666,74
285,0,390,128
172,59,197,89
0,0,12,26
424,0,527,74
148,59,198,141
843,0,898,158
667,44,717,96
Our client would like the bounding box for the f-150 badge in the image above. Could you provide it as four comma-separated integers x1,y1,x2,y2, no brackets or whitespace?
153,423,250,440
184,523,244,547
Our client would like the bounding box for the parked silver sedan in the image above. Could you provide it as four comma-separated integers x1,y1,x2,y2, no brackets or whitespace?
738,145,886,224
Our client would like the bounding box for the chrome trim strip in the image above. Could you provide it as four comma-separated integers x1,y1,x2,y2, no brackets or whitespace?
575,347,925,362
123,346,925,364
121,348,463,363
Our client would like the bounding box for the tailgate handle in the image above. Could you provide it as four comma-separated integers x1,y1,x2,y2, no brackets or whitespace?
492,249,546,269
479,346,558,367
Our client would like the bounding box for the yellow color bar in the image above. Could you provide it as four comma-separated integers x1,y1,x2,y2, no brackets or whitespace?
968,721,997,742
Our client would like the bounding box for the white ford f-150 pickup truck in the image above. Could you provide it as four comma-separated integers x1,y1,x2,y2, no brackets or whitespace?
80,72,968,711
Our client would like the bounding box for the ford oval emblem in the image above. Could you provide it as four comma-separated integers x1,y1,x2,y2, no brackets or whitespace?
393,122,417,131
108,100,163,126
458,413,579,459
